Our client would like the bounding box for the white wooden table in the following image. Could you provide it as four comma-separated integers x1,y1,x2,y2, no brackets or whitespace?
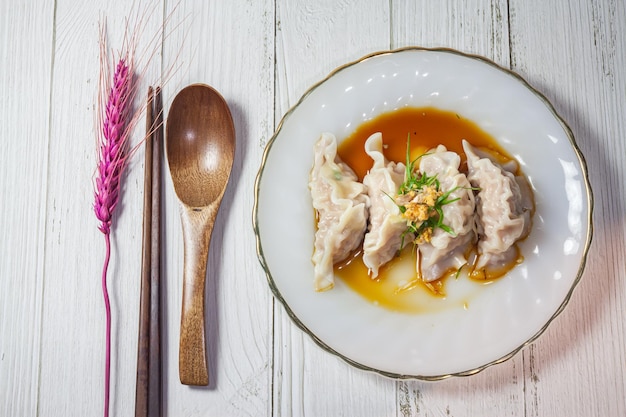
1,1,624,416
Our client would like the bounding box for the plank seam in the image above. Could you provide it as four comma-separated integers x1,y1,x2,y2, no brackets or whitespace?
36,1,58,416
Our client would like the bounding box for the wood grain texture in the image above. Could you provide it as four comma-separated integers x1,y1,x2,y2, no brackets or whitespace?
166,83,236,387
135,85,163,417
392,0,510,66
0,1,54,416
160,0,274,415
0,0,624,416
273,1,396,416
38,1,164,415
135,87,155,416
509,1,626,416
177,204,215,386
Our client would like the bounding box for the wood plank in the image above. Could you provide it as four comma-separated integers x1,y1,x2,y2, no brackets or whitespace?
0,1,54,416
509,0,626,416
395,359,525,417
160,0,274,415
391,0,510,66
272,1,397,416
391,1,526,416
37,1,164,415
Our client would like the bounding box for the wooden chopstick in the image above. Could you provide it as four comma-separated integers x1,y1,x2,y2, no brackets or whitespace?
148,86,162,416
136,86,162,417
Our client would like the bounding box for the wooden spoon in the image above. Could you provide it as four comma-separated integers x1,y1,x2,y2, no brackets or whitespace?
166,84,235,386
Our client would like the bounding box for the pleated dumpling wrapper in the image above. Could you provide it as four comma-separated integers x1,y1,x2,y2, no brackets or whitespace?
309,133,370,291
361,132,407,278
416,145,476,282
463,140,533,271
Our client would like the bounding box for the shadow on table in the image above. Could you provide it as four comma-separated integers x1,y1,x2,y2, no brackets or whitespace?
159,98,250,411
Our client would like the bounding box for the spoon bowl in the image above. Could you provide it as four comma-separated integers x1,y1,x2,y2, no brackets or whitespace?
166,84,235,386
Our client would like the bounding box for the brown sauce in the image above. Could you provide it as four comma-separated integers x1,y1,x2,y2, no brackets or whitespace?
333,107,524,313
337,107,513,181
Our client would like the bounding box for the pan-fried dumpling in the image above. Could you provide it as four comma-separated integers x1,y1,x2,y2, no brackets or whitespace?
417,145,476,282
361,133,406,278
309,132,369,291
462,140,532,271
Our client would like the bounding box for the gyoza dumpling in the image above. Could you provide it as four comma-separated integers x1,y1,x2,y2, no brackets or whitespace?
309,132,369,291
462,140,532,271
361,133,406,278
417,145,476,282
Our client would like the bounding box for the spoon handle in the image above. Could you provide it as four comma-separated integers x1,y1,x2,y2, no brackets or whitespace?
178,203,218,386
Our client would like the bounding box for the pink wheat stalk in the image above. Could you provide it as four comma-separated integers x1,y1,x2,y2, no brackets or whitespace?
93,6,184,416
95,59,132,235
94,20,144,417
94,56,132,417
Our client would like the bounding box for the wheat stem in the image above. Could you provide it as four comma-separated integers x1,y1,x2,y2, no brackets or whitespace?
101,233,112,417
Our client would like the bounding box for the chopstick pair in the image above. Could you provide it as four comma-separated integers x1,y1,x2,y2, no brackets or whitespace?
135,86,163,417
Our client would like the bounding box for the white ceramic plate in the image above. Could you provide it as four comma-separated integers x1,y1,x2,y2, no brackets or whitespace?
254,48,593,379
